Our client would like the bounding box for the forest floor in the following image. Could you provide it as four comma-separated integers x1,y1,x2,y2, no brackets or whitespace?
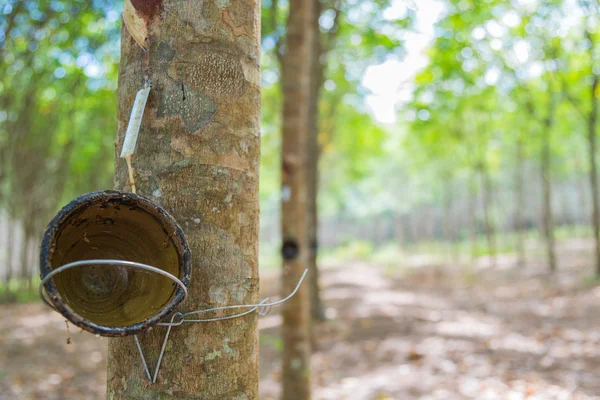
2,238,600,399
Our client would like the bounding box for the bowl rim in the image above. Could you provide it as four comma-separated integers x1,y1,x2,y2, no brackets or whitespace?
39,190,192,337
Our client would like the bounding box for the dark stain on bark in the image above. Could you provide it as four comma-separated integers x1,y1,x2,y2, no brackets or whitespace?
157,82,217,133
156,41,175,63
282,159,293,176
131,0,164,20
282,238,299,260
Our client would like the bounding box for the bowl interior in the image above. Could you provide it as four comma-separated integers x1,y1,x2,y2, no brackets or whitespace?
47,195,184,328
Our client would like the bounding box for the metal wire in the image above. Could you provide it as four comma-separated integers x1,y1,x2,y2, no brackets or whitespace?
134,314,176,384
157,268,308,326
40,257,308,384
38,259,189,310
134,269,308,384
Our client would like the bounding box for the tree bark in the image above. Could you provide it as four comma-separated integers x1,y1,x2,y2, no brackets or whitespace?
514,138,526,268
541,93,557,272
307,0,326,324
281,0,314,398
107,1,261,398
588,75,600,275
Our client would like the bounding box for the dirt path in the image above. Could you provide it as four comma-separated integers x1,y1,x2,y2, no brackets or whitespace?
260,260,600,400
2,252,600,399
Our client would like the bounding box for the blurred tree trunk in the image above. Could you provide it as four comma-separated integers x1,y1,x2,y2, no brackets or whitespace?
410,213,419,245
107,1,261,398
27,237,36,291
577,174,589,227
18,227,30,290
281,0,314,398
541,93,557,272
307,0,326,324
443,178,454,262
586,27,600,275
480,165,496,268
558,184,570,227
374,218,383,246
3,220,15,302
514,138,526,268
394,214,405,248
426,207,436,243
18,214,36,291
588,74,600,274
469,175,478,261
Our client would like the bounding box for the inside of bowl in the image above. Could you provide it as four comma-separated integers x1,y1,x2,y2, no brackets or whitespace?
49,198,182,327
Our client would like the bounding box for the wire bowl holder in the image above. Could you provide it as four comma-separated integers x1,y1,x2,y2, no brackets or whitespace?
39,259,189,310
38,79,308,383
39,255,307,384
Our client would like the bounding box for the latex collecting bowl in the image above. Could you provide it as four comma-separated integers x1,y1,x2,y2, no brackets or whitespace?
40,190,191,337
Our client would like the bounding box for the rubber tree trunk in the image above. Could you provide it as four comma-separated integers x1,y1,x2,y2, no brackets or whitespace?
18,228,29,289
426,207,436,243
107,1,261,398
577,174,589,226
409,213,419,245
514,138,526,268
18,216,34,290
307,0,325,324
588,75,600,275
468,175,478,262
442,178,454,262
480,165,496,268
281,0,314,398
541,93,557,272
3,219,15,302
27,236,37,291
559,184,570,227
394,214,405,248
